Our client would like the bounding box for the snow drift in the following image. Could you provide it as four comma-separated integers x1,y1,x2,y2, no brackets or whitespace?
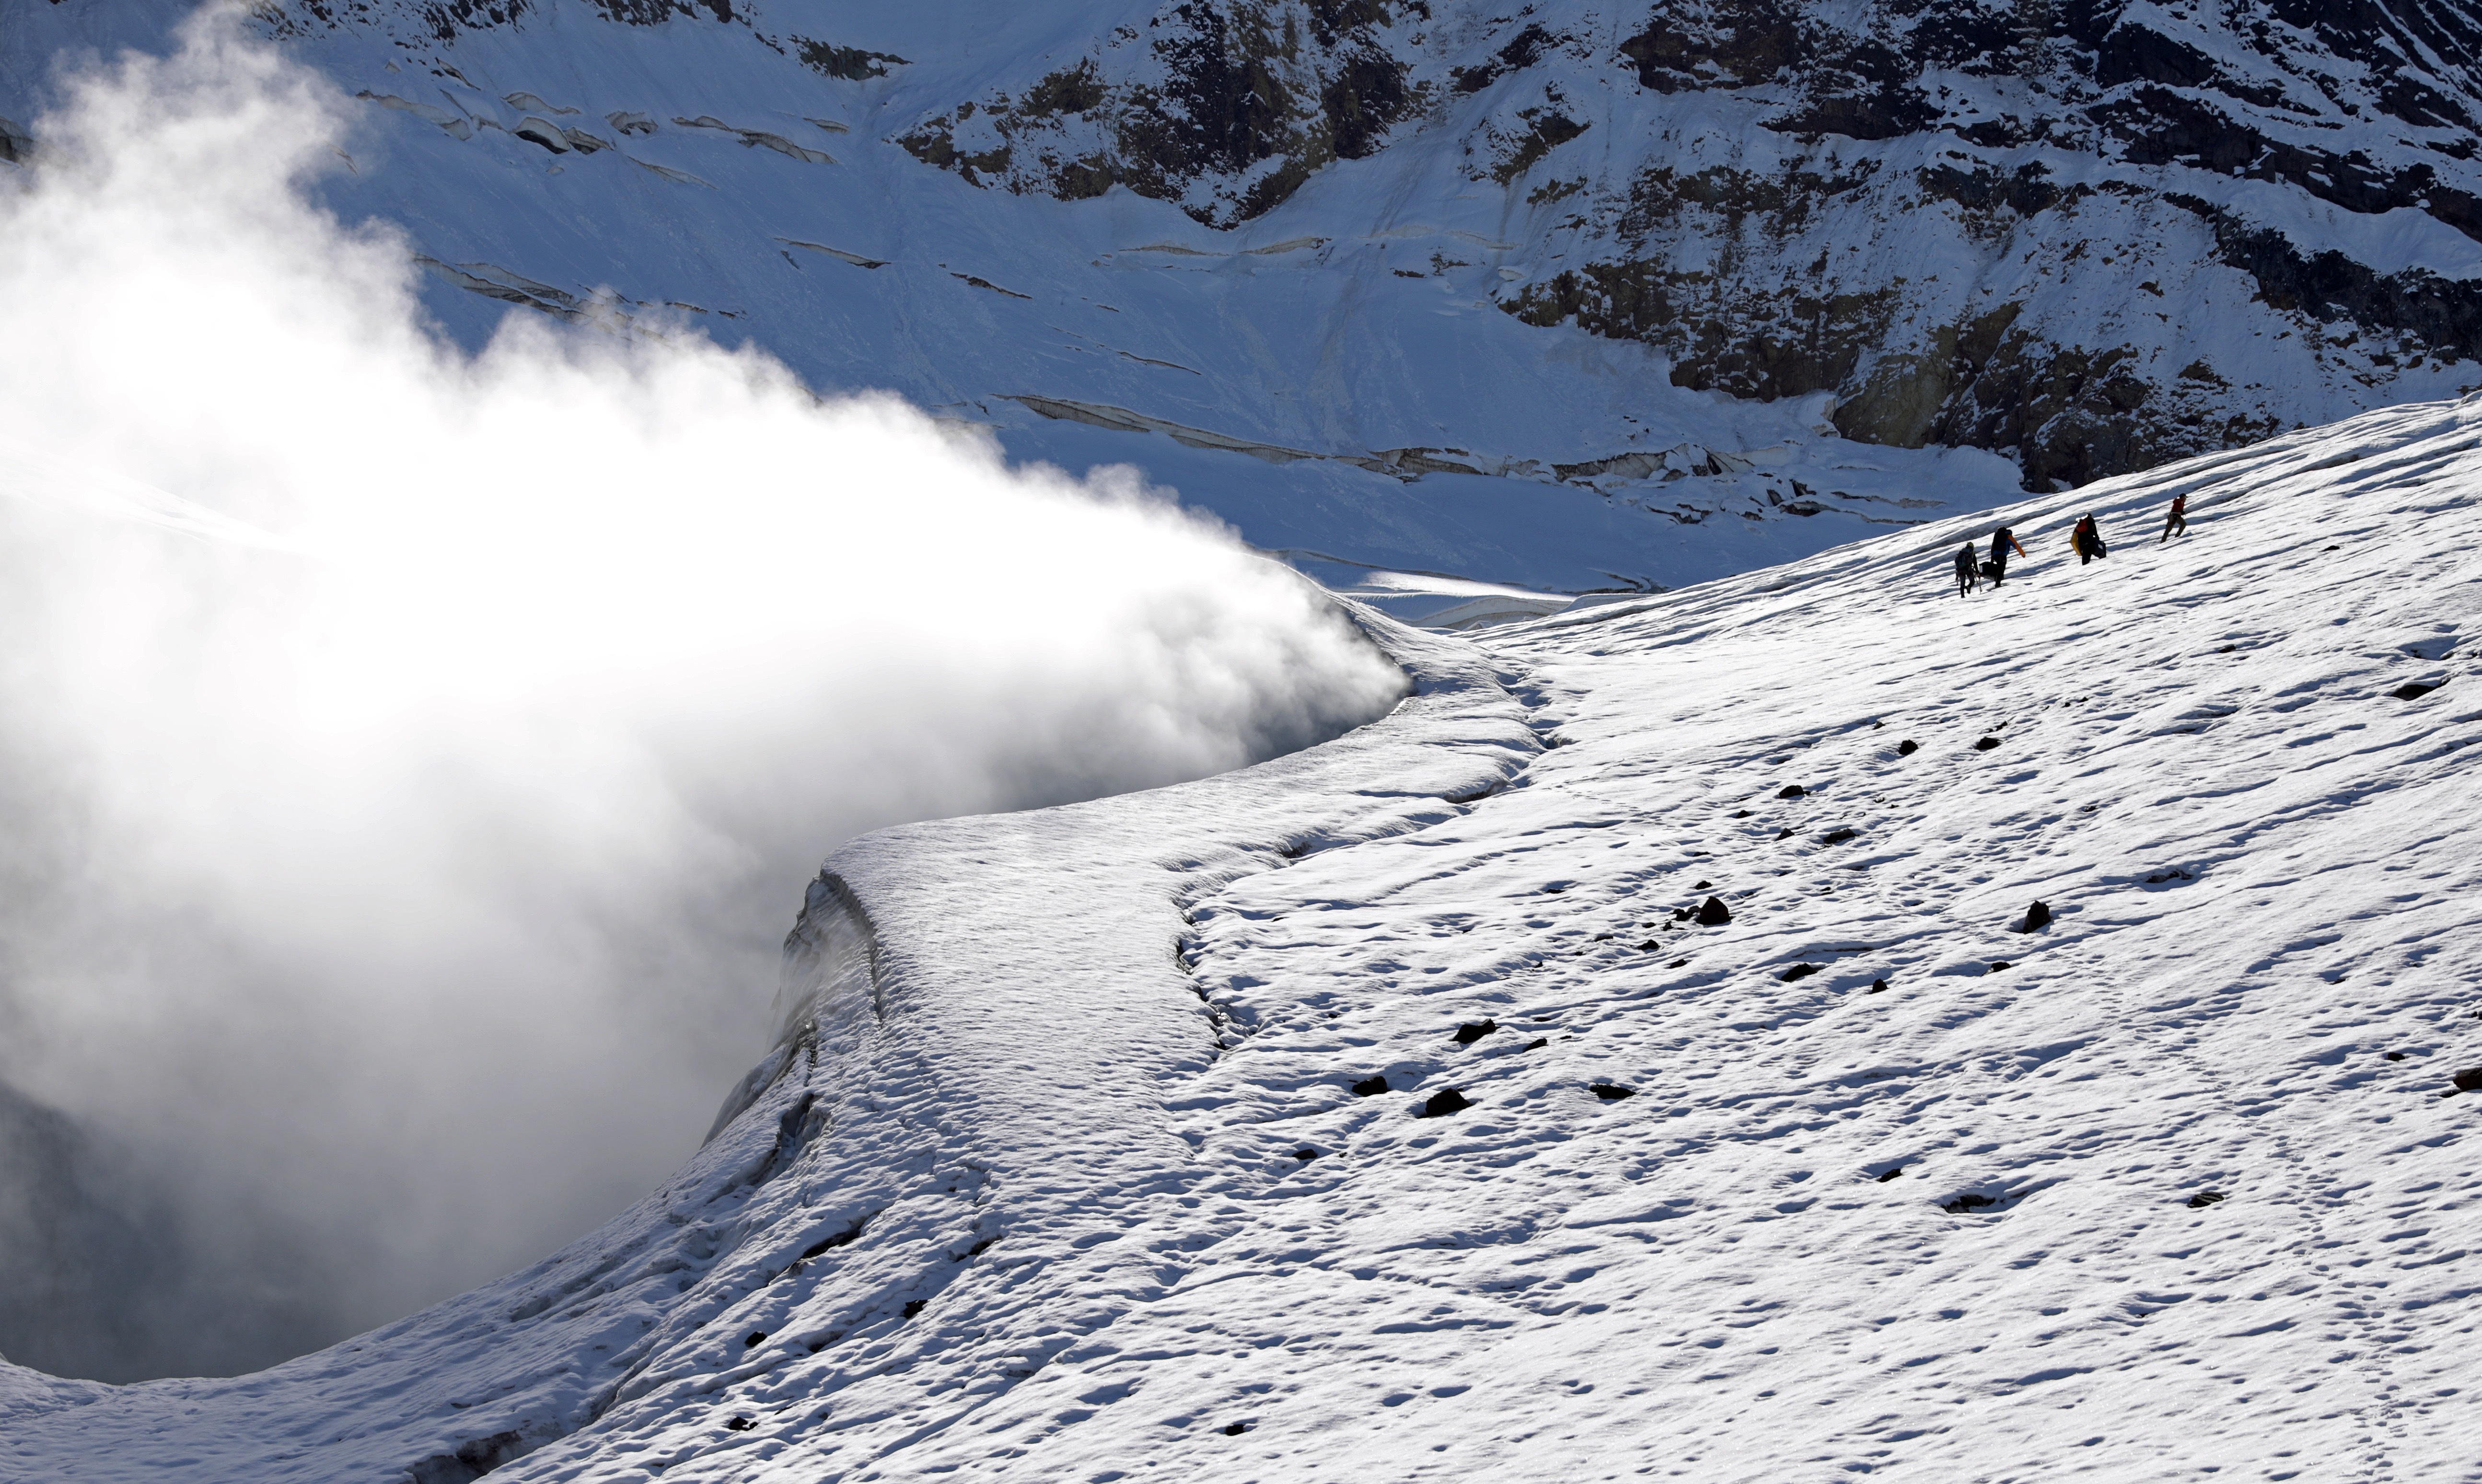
0,17,1404,1383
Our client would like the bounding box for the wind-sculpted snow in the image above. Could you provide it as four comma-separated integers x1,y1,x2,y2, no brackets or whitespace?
8,391,2479,1478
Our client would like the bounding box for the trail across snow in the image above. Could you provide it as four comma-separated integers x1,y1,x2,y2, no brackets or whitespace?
4,397,2481,1479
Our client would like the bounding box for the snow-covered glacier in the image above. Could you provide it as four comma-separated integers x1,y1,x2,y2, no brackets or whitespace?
5,385,2475,1480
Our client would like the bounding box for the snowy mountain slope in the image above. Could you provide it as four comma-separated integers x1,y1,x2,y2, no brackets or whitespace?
25,0,2480,587
6,390,2479,1478
899,0,2482,486
0,0,2064,597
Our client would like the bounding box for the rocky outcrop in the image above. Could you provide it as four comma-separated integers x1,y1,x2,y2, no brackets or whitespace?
897,0,1428,228
897,0,2482,487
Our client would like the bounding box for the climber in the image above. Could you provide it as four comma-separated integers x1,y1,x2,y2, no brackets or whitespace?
2071,513,2107,565
1954,541,1979,597
1986,524,2029,586
2160,492,2188,542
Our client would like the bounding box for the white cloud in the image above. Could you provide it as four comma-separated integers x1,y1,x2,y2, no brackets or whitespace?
0,12,1402,1381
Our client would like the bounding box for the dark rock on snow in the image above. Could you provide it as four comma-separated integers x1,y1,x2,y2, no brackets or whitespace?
1453,1020,1499,1045
1942,1193,1996,1213
1292,1148,1321,1160
2392,680,2445,700
1876,1167,1903,1182
1868,978,1888,993
1589,1083,1636,1101
1523,1037,1549,1050
2453,1067,2482,1092
1780,962,1822,981
1974,736,2002,752
1777,784,1807,799
2187,1190,2227,1208
1352,1075,1390,1097
1695,895,1733,926
1896,739,1919,756
1416,1088,1474,1118
725,1416,756,1432
1820,827,1857,845
2018,900,2053,932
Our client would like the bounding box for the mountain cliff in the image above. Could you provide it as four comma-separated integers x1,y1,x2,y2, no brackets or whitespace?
16,0,2477,592
895,0,2482,486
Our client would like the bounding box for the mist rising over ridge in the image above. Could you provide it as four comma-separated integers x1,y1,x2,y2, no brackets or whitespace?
0,15,1404,1382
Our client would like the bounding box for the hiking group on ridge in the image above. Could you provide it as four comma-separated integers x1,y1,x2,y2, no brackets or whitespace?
1953,492,2187,598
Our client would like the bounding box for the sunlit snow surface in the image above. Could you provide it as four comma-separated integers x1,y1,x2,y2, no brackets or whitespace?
6,399,2480,1477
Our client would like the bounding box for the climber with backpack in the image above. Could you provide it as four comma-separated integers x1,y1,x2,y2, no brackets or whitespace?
1954,541,1979,597
2071,513,2108,565
2160,492,2187,542
1984,524,2029,586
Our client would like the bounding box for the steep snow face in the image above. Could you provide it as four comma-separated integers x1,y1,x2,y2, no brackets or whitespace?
0,0,2034,598
6,392,2475,1480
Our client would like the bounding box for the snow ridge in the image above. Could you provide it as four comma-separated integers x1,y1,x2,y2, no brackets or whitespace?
7,389,2480,1480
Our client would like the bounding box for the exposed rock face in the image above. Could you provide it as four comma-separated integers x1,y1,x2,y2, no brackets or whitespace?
1489,0,2482,485
189,0,2482,489
899,0,2482,486
897,0,1428,228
